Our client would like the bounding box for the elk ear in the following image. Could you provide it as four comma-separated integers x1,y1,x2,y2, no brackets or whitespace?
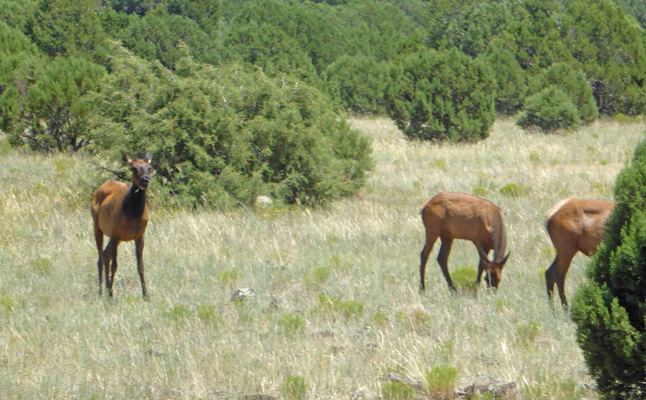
500,252,511,269
122,151,133,165
143,151,152,164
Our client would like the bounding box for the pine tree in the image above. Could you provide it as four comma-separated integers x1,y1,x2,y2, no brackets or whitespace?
571,138,646,399
385,48,495,142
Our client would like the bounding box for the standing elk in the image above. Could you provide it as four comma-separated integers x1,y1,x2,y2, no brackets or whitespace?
91,151,153,298
419,192,510,292
544,198,615,307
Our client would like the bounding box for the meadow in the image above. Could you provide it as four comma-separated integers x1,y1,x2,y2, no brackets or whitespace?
1,117,644,399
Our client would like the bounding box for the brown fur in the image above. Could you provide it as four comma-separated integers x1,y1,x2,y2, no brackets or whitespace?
91,151,153,298
419,193,510,292
545,198,614,307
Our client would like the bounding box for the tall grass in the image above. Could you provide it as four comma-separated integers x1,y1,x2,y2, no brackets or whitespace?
0,118,643,399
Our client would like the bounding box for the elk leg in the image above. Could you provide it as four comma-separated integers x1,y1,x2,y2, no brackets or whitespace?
476,246,490,284
102,240,113,295
437,238,456,291
419,234,438,292
94,228,104,295
546,250,575,308
545,256,558,302
135,237,148,299
106,239,119,297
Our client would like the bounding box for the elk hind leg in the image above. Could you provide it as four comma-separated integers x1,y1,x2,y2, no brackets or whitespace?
94,227,104,295
105,239,119,297
546,249,575,308
419,234,438,292
437,238,455,291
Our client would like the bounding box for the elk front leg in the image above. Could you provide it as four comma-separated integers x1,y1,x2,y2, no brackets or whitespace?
437,238,455,291
135,237,148,299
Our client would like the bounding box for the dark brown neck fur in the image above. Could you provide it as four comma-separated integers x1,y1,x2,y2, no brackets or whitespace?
122,184,147,219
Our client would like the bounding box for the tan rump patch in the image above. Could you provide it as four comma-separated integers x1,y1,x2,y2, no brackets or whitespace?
545,198,571,229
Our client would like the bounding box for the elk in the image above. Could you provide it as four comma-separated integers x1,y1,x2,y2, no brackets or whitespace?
419,192,510,292
91,151,153,298
544,198,615,307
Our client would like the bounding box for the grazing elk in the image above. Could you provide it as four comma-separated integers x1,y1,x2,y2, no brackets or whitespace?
419,192,510,292
544,198,615,307
91,151,153,298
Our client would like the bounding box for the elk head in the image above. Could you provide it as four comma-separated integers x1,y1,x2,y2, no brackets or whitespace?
479,249,510,289
122,151,153,191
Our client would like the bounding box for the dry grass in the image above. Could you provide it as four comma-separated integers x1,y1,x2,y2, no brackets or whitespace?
0,117,644,399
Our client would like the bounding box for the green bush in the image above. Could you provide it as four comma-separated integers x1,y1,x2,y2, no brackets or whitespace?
385,48,496,142
571,138,646,398
94,43,372,207
485,47,527,116
516,86,581,132
425,365,459,399
11,55,105,152
529,62,598,124
325,54,390,115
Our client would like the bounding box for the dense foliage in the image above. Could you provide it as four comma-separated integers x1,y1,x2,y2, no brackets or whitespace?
385,48,495,142
571,139,646,399
2,0,646,204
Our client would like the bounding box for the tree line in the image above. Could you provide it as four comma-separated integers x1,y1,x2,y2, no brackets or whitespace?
1,0,646,206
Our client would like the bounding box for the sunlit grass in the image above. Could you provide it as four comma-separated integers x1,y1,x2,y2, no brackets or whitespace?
0,117,644,399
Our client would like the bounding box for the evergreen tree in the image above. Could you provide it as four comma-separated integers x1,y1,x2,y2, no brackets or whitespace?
385,48,495,142
94,44,372,206
14,56,105,152
496,0,573,72
528,62,598,124
118,6,215,70
0,22,42,133
221,20,318,84
324,55,390,115
485,47,527,116
26,0,105,57
441,1,517,58
516,86,581,132
563,0,646,115
572,138,646,398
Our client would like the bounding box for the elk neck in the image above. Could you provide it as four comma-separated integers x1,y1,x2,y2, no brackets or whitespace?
122,183,147,219
492,214,508,263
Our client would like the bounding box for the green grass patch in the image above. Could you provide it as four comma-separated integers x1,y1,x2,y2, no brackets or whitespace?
425,365,459,400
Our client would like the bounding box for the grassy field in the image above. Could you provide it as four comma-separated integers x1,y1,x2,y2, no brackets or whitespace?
1,117,644,399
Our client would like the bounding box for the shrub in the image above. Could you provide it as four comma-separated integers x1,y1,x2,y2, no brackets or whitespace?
529,62,598,124
425,365,459,399
485,47,527,116
385,48,496,142
7,55,104,152
325,54,390,115
516,86,581,132
571,137,646,398
94,43,373,207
